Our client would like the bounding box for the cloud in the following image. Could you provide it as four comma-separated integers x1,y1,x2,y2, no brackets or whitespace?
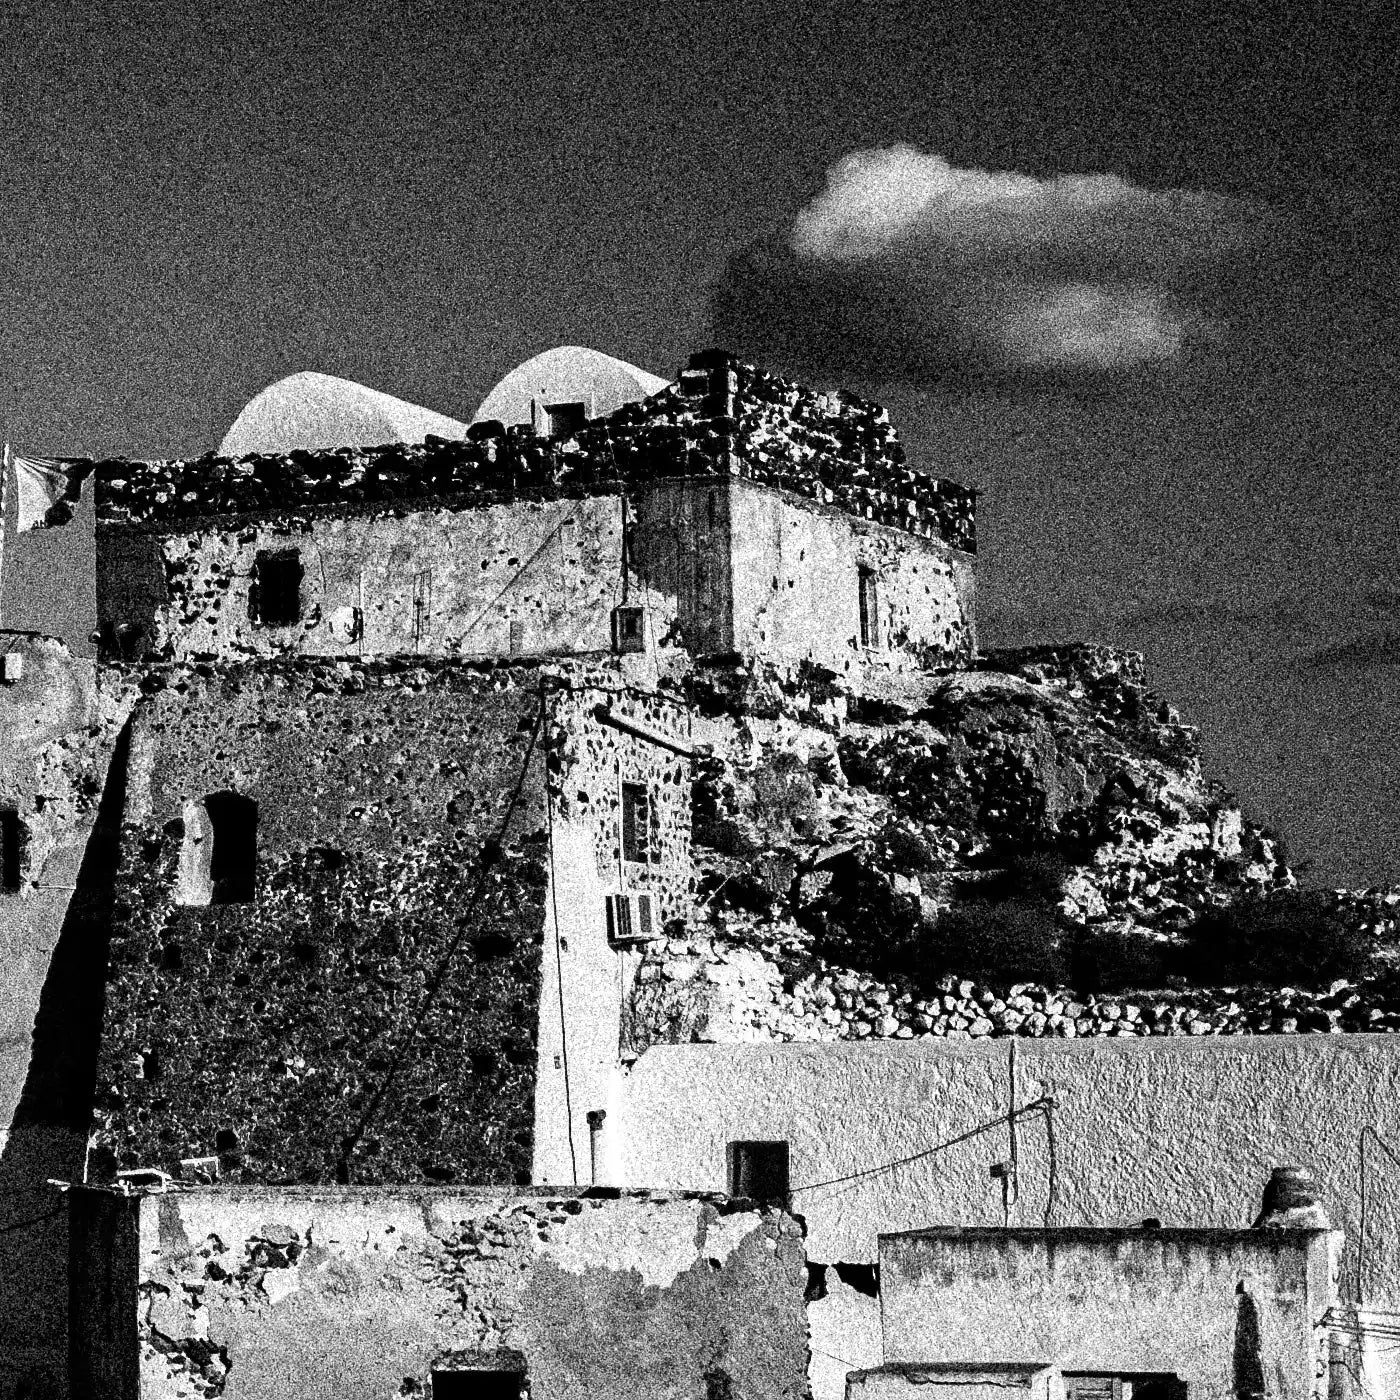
713,145,1286,386
1305,632,1400,671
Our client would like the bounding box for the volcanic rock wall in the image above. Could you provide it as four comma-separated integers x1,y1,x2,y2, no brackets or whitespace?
91,660,551,1187
69,1185,809,1400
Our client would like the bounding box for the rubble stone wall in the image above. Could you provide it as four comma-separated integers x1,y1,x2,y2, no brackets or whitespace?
75,352,974,558
880,1226,1336,1400
92,660,551,1188
68,1185,810,1400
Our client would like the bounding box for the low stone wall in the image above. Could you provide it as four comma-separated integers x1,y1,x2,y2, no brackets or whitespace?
630,929,1400,1046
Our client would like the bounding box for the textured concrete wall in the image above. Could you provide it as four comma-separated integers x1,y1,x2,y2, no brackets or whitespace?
92,662,550,1188
68,1185,809,1400
727,482,974,673
533,686,692,1185
879,1227,1337,1400
616,1036,1400,1299
110,495,684,663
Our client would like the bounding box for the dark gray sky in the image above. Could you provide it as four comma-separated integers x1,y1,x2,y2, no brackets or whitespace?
2,0,1396,885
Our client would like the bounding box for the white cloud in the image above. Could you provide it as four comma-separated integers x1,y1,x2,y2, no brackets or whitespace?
716,144,1282,381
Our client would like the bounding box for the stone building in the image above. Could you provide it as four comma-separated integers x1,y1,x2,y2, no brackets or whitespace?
1,346,1396,1400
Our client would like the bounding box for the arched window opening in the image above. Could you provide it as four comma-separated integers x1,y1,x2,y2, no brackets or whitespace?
176,792,257,906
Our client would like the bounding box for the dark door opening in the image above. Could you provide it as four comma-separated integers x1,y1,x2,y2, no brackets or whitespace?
432,1370,525,1400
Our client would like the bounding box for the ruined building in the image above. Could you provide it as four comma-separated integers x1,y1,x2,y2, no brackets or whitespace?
0,347,1396,1400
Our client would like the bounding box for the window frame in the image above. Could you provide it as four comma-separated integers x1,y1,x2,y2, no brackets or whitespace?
251,548,304,628
620,781,653,864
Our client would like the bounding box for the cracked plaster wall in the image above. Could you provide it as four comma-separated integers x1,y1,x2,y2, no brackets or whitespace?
103,495,681,664
879,1227,1338,1400
68,1185,809,1400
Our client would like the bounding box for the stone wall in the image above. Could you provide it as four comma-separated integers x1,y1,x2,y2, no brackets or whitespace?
727,481,974,675
101,495,684,665
62,351,972,559
879,1226,1337,1400
91,659,552,1187
67,1184,809,1400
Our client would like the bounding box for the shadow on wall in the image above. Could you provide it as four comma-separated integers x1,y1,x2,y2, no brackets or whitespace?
0,718,131,1399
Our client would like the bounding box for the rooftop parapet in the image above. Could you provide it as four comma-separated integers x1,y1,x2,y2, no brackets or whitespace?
43,353,974,552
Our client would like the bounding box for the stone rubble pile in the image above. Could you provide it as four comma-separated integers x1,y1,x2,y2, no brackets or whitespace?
630,928,1400,1048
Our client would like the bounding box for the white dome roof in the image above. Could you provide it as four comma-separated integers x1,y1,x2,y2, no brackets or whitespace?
218,372,469,457
473,346,671,428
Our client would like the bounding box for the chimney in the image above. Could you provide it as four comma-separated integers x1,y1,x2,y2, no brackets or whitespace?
1252,1165,1331,1229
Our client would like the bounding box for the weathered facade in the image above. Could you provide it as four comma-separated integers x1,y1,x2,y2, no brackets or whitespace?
878,1225,1339,1400
68,1184,809,1400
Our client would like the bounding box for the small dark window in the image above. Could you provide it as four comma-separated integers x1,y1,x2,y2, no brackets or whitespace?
621,782,652,863
432,1371,525,1400
205,792,257,904
413,570,432,645
728,1140,789,1202
544,401,587,440
1,809,24,892
611,605,645,653
252,549,303,626
858,568,880,648
1065,1376,1185,1400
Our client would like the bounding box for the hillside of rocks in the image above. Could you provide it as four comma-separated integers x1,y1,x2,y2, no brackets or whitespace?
628,644,1400,1047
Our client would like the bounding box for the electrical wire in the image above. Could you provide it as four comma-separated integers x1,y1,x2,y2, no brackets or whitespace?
544,701,580,1187
0,1205,64,1237
334,701,544,1182
790,1095,1057,1196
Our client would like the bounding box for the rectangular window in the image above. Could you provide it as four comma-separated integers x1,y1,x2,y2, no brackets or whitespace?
728,1140,790,1202
1,809,23,892
432,1371,526,1400
252,549,303,627
413,569,432,645
858,568,880,648
1065,1376,1185,1400
611,605,645,653
621,782,652,863
544,401,587,440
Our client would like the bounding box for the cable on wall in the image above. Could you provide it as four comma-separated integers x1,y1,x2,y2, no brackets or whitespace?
543,693,580,1187
790,1094,1058,1196
334,700,544,1184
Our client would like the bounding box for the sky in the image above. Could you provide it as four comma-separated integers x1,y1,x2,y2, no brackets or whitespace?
1,0,1396,886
